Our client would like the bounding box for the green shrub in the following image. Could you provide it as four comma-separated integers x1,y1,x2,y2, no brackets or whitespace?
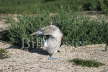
0,48,9,59
7,13,108,48
81,0,101,11
81,0,108,14
0,0,80,14
57,14,108,46
100,0,108,14
0,0,108,14
69,58,104,67
44,0,56,2
8,14,49,47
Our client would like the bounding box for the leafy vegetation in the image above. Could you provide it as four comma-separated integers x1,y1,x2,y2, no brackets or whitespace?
69,58,104,67
7,13,108,48
0,48,9,59
0,0,108,14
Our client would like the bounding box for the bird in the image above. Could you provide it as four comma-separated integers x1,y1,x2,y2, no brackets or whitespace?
31,24,63,60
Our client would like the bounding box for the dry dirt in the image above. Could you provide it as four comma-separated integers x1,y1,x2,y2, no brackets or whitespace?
0,41,108,72
0,19,8,32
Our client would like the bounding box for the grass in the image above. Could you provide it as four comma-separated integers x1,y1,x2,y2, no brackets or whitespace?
0,48,9,59
69,58,104,67
0,0,80,14
7,14,108,48
0,0,108,14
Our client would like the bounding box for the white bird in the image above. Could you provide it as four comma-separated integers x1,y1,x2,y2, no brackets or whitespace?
31,24,63,60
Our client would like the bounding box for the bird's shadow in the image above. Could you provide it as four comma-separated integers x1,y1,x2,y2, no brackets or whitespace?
28,47,49,55
7,45,49,56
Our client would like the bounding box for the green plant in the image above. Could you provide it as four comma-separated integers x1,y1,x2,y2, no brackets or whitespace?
81,0,101,11
8,14,49,46
7,14,108,48
0,0,108,14
0,48,9,59
0,0,81,14
99,0,108,14
69,58,104,67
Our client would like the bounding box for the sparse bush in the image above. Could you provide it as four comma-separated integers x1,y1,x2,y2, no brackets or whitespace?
69,58,104,67
7,14,49,47
0,48,9,59
82,0,102,11
44,0,56,2
7,13,108,48
100,0,108,14
81,0,108,14
0,0,108,14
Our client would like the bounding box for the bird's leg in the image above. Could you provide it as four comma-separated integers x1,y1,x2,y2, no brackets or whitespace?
105,44,108,51
48,53,63,60
48,54,55,60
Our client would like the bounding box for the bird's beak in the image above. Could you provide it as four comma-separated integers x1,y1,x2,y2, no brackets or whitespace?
31,30,43,36
31,32,36,36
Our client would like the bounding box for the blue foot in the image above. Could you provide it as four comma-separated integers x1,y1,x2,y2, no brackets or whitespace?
48,57,62,60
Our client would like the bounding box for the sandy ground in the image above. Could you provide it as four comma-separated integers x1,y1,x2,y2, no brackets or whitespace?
0,20,8,32
0,41,108,72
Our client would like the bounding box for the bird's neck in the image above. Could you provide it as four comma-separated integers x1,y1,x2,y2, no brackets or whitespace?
51,31,63,41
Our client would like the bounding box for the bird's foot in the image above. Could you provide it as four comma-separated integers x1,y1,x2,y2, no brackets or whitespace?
48,57,62,60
